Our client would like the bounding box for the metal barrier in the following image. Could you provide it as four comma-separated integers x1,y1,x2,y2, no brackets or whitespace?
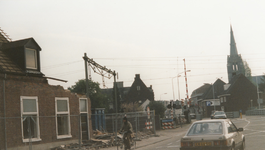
0,111,158,150
225,111,240,118
246,109,265,116
0,115,82,150
161,119,175,129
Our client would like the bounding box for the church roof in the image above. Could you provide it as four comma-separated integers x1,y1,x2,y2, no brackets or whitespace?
230,25,238,56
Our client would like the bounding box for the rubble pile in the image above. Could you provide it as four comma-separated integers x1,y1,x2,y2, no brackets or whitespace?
51,129,154,150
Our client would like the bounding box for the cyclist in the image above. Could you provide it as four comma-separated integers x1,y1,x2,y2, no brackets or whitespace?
119,116,133,150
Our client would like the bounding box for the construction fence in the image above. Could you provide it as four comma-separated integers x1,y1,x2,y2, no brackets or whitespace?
91,110,158,135
0,110,161,150
246,109,265,116
0,115,82,150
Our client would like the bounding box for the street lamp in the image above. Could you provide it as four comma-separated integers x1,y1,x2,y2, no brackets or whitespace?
212,83,215,111
160,93,167,100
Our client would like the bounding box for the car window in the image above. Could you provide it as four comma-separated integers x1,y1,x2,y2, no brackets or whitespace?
229,121,238,131
215,111,225,115
187,122,223,135
226,121,237,133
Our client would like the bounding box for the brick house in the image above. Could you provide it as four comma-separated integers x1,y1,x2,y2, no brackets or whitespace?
0,32,92,150
125,74,154,106
101,74,154,112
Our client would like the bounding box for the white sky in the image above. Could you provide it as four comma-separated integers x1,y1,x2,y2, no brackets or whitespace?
1,0,265,101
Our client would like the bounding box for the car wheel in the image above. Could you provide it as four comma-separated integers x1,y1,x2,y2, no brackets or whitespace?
240,140,245,150
230,143,235,150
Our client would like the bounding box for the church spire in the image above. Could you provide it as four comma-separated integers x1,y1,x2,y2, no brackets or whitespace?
230,25,238,56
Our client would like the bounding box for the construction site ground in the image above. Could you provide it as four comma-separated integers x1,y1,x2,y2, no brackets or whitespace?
51,120,195,150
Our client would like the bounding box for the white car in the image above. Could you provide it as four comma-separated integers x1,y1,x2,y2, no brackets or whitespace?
180,119,245,150
212,111,227,119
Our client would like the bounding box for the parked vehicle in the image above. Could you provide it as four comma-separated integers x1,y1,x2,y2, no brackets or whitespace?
210,110,216,119
180,119,245,150
212,111,227,119
190,113,196,119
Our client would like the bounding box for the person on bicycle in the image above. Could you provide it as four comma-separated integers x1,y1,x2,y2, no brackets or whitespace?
119,116,133,150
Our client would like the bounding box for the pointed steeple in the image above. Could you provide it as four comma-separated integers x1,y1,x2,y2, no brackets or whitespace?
230,25,238,56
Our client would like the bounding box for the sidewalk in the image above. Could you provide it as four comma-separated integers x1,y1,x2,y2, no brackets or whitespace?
102,120,194,150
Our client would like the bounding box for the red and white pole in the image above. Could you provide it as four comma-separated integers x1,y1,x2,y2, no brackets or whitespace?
183,59,190,107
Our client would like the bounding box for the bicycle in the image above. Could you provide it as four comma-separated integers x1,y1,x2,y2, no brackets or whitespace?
119,131,136,150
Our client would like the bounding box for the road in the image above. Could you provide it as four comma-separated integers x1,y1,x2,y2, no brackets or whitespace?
134,115,265,150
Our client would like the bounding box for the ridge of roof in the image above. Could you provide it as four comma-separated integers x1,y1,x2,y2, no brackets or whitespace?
222,74,244,94
1,38,41,50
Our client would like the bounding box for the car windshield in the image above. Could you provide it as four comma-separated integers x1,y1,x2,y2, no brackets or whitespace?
187,122,223,135
215,111,225,115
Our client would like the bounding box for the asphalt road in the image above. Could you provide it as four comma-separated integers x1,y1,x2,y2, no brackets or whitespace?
134,116,265,150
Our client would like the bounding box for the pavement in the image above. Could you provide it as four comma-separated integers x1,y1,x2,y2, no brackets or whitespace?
102,119,195,150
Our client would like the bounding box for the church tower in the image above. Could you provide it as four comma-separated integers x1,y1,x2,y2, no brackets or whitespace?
227,25,245,82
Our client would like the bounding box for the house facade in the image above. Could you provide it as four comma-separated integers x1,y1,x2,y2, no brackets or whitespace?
218,74,258,113
125,74,154,105
191,79,226,117
0,32,92,150
101,74,154,112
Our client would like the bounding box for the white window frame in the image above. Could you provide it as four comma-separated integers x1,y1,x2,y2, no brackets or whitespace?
79,98,90,140
55,97,72,139
20,96,41,142
25,48,37,69
79,98,88,113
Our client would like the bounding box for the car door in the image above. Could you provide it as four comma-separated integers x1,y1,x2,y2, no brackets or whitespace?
228,121,241,148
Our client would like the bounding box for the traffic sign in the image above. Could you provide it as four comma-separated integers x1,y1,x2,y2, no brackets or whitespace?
206,101,212,106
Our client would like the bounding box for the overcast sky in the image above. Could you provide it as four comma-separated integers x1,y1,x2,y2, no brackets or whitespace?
1,0,265,101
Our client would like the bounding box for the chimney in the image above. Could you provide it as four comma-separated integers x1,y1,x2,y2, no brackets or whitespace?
135,74,140,79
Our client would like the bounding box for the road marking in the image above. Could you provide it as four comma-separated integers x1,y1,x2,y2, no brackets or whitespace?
167,143,172,145
167,145,180,148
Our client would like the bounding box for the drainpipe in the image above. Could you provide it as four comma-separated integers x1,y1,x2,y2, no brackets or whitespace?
3,74,7,150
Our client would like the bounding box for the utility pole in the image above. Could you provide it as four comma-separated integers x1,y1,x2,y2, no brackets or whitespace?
83,53,118,147
183,59,190,107
212,83,215,111
255,76,261,109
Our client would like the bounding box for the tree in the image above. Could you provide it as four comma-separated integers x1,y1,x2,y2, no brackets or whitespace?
68,79,109,110
147,101,166,118
244,60,252,81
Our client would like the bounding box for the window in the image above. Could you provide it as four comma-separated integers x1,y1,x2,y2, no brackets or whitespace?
137,86,140,91
221,97,223,103
25,48,37,69
224,97,226,102
80,98,88,113
226,121,237,133
187,122,223,135
55,97,71,139
79,98,90,140
21,96,41,142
